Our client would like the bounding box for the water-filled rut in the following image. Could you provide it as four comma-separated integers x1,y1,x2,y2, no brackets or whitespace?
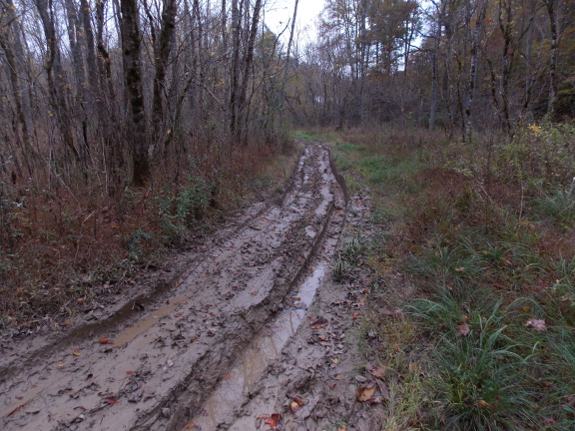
0,144,347,431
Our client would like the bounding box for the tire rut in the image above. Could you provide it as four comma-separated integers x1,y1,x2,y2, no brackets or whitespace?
0,144,347,431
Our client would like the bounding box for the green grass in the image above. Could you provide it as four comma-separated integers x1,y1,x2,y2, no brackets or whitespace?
321,124,575,430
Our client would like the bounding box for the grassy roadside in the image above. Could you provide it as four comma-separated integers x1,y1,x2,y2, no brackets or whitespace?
297,125,575,430
0,141,301,334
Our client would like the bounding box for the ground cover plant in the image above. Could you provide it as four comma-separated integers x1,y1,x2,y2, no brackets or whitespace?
311,123,575,430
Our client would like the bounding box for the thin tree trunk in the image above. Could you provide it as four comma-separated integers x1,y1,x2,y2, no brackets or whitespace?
279,0,299,120
545,0,558,116
464,0,488,143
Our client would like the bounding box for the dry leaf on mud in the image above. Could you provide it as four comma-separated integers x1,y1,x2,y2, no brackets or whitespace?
351,311,359,320
310,316,328,329
376,380,391,400
72,348,80,356
371,367,386,379
357,382,376,402
456,323,470,337
104,397,118,405
257,413,280,429
525,318,547,331
290,396,305,413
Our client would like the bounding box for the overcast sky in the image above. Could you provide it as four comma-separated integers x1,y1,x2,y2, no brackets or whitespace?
263,0,326,44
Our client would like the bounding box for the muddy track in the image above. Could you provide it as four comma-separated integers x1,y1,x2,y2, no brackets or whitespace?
0,144,348,431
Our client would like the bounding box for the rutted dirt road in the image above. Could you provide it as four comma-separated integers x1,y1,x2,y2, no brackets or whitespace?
0,143,390,431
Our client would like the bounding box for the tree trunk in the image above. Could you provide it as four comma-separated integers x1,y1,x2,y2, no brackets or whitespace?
151,0,178,155
34,0,79,160
545,0,558,117
464,0,488,143
119,0,150,186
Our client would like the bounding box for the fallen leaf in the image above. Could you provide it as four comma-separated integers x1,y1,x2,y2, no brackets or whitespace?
77,298,84,305
351,312,359,320
456,323,470,337
258,413,280,429
375,380,391,400
455,267,465,272
355,375,368,382
105,397,118,405
337,426,347,431
99,338,110,344
357,383,376,402
167,359,174,368
310,316,328,329
57,362,65,368
522,306,531,313
332,358,339,364
525,318,547,331
290,401,302,414
477,399,489,408
371,367,386,379
72,348,80,356
126,371,133,375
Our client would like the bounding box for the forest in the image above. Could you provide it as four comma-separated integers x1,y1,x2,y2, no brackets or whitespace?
1,0,575,428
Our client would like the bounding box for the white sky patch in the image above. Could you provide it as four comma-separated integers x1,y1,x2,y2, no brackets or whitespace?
263,0,326,44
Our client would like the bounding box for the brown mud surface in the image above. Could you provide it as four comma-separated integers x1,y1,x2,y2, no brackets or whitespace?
1,144,386,431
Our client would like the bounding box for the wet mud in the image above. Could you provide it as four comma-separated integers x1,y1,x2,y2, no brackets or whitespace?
1,144,358,431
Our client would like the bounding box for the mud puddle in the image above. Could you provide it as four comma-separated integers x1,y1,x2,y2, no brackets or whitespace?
185,264,327,431
115,296,186,346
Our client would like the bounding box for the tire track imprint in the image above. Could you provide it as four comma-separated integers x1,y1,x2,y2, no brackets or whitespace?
0,144,346,431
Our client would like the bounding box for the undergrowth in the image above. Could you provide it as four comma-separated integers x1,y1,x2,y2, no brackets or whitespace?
0,139,298,334
315,122,575,430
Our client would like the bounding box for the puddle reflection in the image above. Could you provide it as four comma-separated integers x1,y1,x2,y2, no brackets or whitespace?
184,264,326,431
